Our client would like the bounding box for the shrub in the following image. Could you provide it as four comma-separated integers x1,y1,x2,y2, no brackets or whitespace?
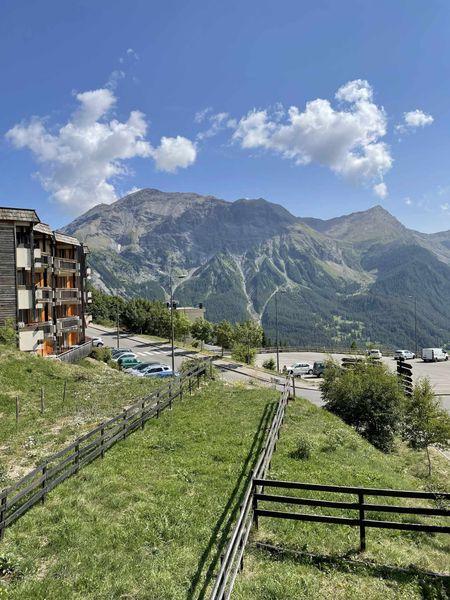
262,357,276,371
231,343,256,365
90,346,112,363
180,357,209,376
0,318,17,347
290,436,312,460
321,359,404,452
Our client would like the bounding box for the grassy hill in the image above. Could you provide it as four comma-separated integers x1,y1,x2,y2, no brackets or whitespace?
0,346,159,485
234,396,450,599
1,379,448,599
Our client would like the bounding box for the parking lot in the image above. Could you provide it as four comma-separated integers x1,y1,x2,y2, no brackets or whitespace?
255,351,450,412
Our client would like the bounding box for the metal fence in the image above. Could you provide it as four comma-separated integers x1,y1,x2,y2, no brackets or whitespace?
0,361,211,541
209,377,292,600
58,340,93,363
252,480,450,552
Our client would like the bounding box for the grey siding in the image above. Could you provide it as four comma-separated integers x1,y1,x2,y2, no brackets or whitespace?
0,222,16,323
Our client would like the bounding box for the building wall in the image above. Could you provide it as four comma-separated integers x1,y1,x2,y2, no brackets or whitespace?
0,222,16,323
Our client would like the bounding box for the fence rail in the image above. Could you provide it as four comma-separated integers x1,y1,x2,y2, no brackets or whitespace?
252,480,450,552
210,377,292,600
57,340,93,363
257,346,395,357
0,361,211,541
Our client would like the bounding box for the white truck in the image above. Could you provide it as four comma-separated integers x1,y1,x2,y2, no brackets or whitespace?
421,348,448,362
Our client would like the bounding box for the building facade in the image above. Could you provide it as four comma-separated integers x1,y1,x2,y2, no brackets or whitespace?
0,207,91,355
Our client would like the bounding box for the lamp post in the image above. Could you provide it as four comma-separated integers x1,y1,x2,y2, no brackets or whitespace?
409,295,418,356
275,292,280,372
116,305,120,349
169,269,175,373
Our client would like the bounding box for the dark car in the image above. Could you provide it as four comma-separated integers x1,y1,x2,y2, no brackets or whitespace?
312,361,325,377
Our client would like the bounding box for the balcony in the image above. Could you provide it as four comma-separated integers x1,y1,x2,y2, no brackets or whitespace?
17,287,33,310
55,288,80,304
18,320,55,335
56,316,81,334
54,257,79,274
35,287,53,303
34,250,52,271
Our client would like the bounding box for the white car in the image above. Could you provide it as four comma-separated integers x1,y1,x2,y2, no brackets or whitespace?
112,351,137,362
288,362,313,377
366,349,382,360
92,337,104,347
394,349,415,360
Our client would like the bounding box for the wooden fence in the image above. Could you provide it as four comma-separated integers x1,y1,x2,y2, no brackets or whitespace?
252,480,450,552
258,346,395,357
58,340,93,363
209,377,293,600
0,360,211,541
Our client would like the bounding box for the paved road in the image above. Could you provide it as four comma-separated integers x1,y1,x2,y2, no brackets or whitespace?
256,350,450,412
87,325,198,371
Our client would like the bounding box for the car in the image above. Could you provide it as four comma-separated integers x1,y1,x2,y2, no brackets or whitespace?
288,362,313,377
312,361,326,377
118,356,142,369
91,337,104,347
393,349,415,360
112,351,137,362
126,362,160,374
366,349,382,360
422,348,448,362
112,348,130,356
142,364,178,378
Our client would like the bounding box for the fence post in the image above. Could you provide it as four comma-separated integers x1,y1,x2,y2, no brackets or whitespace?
41,462,47,504
189,376,192,395
141,400,146,429
179,379,183,402
197,372,200,388
252,478,259,530
122,410,127,439
75,443,80,473
100,424,105,458
40,387,45,414
0,493,6,540
358,492,366,552
292,376,296,399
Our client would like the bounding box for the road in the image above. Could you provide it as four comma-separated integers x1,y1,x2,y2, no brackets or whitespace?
86,325,198,371
256,350,450,412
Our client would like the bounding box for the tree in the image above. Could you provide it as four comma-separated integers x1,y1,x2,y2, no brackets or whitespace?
173,311,191,341
232,343,257,365
214,320,235,356
402,378,450,476
232,320,263,365
0,318,16,347
191,318,213,350
321,359,404,452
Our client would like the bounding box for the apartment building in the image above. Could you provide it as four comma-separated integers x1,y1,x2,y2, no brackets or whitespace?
0,207,91,355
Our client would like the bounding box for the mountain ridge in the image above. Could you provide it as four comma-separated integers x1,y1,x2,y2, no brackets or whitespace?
63,188,450,348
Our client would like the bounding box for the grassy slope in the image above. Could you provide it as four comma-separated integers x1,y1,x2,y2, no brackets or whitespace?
0,346,160,484
234,397,450,600
0,380,278,599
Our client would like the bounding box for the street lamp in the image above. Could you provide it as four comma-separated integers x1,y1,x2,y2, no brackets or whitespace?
275,292,280,372
116,304,120,349
409,295,418,356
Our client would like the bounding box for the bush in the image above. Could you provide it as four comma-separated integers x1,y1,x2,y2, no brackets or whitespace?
180,357,209,376
321,359,404,452
0,318,17,347
90,346,112,363
262,357,276,371
231,343,256,365
290,436,312,460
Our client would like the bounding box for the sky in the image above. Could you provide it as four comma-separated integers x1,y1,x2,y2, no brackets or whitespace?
1,0,449,232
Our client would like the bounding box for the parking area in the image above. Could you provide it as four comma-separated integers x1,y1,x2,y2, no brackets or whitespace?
255,351,450,411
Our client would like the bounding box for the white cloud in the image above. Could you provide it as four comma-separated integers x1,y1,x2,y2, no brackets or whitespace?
396,109,434,133
232,79,391,193
405,197,413,206
196,111,234,141
6,88,197,211
151,136,197,172
373,182,388,198
441,202,449,211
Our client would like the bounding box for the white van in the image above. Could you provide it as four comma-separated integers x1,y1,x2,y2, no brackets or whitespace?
421,348,448,362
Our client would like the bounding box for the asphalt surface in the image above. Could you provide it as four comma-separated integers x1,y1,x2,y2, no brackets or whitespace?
256,350,450,412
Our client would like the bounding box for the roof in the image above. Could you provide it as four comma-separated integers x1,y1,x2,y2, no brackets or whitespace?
34,222,53,236
0,207,40,223
54,231,81,246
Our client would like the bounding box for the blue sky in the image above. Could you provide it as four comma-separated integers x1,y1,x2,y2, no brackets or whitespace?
1,0,449,232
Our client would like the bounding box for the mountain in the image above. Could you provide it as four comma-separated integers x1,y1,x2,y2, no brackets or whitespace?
63,189,450,349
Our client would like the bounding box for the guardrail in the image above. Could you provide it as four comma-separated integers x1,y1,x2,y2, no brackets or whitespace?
0,361,211,541
209,377,292,600
58,340,93,363
252,480,450,552
258,346,395,357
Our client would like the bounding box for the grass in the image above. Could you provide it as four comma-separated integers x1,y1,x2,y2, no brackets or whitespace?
0,346,161,485
233,396,450,599
0,379,278,599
